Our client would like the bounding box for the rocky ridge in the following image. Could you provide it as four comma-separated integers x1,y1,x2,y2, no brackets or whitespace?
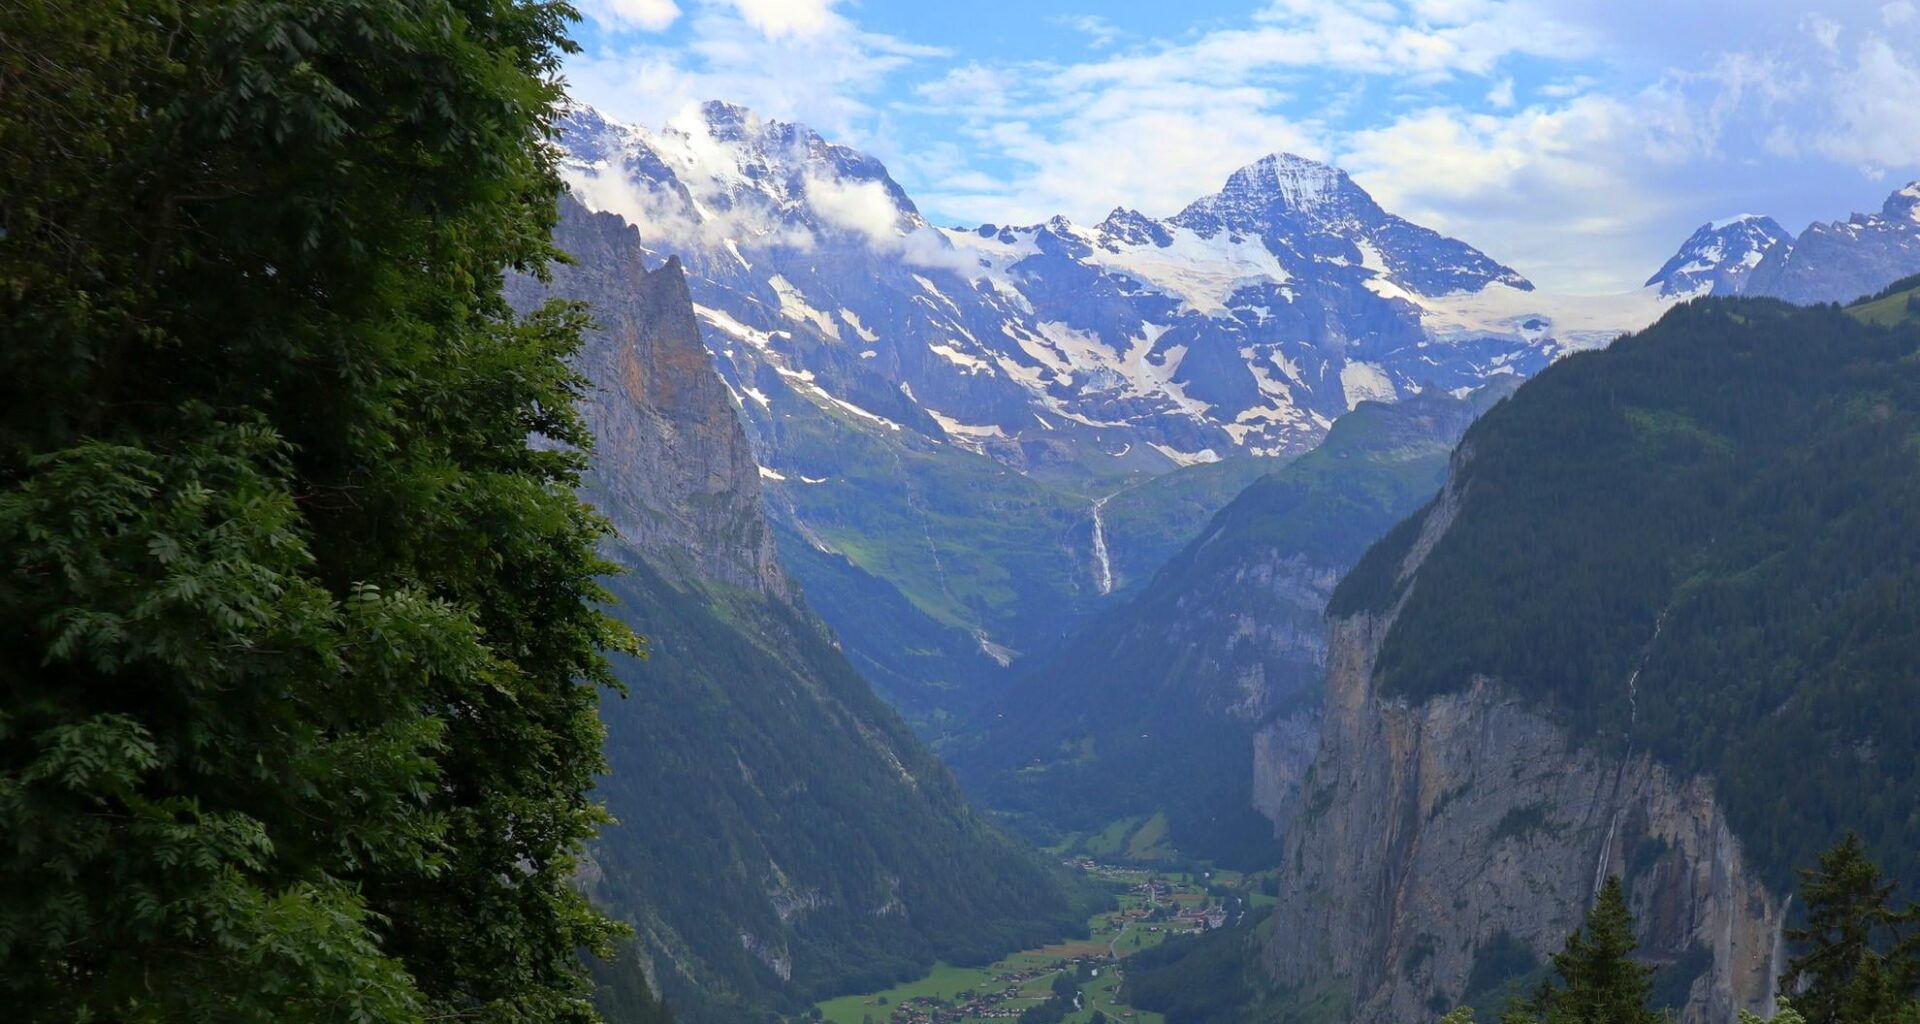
1651,183,1920,304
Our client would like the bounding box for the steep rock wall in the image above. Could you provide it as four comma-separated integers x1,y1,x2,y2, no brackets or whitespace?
1265,467,1788,1024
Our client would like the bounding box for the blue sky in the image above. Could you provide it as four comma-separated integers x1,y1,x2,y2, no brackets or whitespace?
565,0,1920,293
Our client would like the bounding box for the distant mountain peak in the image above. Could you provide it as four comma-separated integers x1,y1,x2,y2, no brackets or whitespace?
1095,207,1172,248
1714,182,1920,304
1172,152,1373,234
1887,181,1920,222
1229,152,1351,212
1647,215,1793,297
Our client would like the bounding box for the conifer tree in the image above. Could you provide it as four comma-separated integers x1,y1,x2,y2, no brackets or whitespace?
1784,832,1918,1024
1781,829,1904,1022
1514,877,1659,1024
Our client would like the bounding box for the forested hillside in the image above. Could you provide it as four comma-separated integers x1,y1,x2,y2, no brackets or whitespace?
1333,283,1920,897
589,558,1098,1021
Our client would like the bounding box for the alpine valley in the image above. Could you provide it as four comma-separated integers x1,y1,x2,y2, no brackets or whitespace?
540,101,1920,1024
21,8,1920,1024
552,101,1676,733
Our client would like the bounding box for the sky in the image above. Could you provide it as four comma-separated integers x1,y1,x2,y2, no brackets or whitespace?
564,0,1920,294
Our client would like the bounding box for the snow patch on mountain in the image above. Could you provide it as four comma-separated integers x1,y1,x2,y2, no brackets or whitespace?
1340,362,1398,410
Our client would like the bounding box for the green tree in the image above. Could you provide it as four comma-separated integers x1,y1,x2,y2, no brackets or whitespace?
1786,833,1904,1024
1739,998,1808,1024
1,1,634,1021
1511,877,1658,1024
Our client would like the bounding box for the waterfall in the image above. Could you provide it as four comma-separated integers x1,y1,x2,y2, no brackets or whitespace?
1091,495,1114,595
1591,806,1623,900
1623,604,1671,740
1766,894,1795,1013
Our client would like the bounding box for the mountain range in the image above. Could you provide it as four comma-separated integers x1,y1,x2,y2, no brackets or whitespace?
552,101,1682,727
951,380,1513,867
1647,184,1920,303
535,100,1920,1024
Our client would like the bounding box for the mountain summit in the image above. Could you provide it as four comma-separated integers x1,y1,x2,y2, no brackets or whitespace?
1171,152,1534,297
1651,183,1920,304
1645,214,1792,297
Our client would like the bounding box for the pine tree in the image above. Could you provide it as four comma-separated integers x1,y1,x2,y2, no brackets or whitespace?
2,1,636,1021
1515,877,1659,1024
1785,832,1903,1024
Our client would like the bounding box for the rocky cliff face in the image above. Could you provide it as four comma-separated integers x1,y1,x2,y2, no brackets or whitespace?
1746,183,1920,305
1265,466,1788,1024
512,198,788,599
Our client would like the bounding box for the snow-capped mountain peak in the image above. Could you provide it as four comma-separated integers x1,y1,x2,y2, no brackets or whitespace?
1655,182,1920,304
1159,152,1531,298
1646,215,1792,297
1171,152,1367,236
1886,181,1920,224
555,100,1662,470
1224,152,1350,216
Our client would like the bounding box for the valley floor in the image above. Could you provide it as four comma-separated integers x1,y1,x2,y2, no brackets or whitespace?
814,865,1248,1024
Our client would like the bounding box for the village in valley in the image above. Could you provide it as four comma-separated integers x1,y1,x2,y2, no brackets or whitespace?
811,862,1257,1024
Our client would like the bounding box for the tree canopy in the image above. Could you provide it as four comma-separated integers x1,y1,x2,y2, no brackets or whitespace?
2,1,636,1020
1784,833,1919,1024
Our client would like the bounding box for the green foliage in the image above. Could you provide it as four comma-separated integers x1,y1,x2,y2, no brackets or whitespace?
1,1,635,1020
1507,878,1659,1024
1846,275,1920,327
1490,804,1561,845
1647,944,1712,1012
1740,997,1810,1024
1329,297,1920,899
1784,833,1919,1024
1463,931,1543,1018
1123,907,1296,1024
762,403,1274,737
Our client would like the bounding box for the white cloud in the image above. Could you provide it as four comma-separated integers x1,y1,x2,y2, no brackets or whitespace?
716,0,840,39
1341,97,1685,292
565,0,1920,294
580,0,681,32
567,6,941,149
900,1,1597,231
911,65,1323,227
1810,37,1920,170
1806,14,1843,52
1052,15,1122,49
805,173,907,242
